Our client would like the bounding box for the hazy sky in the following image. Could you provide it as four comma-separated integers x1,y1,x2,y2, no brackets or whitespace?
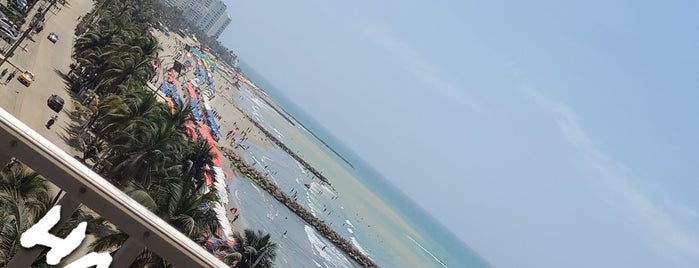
219,0,699,267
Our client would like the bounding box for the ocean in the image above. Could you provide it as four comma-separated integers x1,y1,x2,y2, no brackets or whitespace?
226,61,491,267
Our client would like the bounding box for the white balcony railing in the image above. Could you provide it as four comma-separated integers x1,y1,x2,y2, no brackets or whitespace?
0,108,227,267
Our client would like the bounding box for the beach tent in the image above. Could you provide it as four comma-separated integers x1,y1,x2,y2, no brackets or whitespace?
190,99,202,121
204,172,213,187
197,121,221,166
186,82,198,100
189,46,218,71
205,111,222,138
163,97,175,114
159,83,169,95
213,167,227,203
183,121,198,139
164,97,173,107
202,96,212,111
167,70,176,84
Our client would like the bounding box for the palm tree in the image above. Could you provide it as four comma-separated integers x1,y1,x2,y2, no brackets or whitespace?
166,102,194,132
67,1,279,267
79,133,105,163
0,165,52,265
90,177,219,266
105,118,186,184
92,89,162,138
232,229,278,268
95,34,160,95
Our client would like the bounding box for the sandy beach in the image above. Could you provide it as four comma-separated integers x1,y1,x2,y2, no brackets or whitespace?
0,0,373,264
149,28,277,235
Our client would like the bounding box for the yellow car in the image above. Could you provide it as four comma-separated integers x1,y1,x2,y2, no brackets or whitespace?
17,71,34,86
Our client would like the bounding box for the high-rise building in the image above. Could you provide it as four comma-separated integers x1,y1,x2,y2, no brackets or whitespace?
162,0,231,39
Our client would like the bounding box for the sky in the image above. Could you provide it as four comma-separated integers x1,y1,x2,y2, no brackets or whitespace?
218,0,699,267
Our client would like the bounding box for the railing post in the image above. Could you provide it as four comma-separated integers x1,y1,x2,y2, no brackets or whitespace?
111,237,145,267
0,107,227,267
0,140,15,169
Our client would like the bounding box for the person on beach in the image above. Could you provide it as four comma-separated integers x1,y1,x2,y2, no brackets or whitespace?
46,115,58,129
5,70,16,84
0,68,7,78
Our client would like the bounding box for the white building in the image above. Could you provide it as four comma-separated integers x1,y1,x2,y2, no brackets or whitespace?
163,0,231,39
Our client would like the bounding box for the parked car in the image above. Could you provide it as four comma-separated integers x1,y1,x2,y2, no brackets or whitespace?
34,20,44,33
14,0,27,11
48,32,58,43
0,27,16,43
0,18,18,35
17,71,34,86
47,94,64,113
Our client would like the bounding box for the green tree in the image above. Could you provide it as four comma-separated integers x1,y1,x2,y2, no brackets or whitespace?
233,229,278,268
0,164,52,265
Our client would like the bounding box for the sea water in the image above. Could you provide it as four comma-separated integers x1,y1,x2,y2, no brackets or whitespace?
227,61,491,267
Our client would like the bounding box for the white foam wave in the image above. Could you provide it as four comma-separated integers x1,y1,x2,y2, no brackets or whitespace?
297,162,307,174
406,234,449,268
304,225,353,267
250,182,262,193
273,128,284,139
251,155,263,167
347,228,354,234
350,237,369,257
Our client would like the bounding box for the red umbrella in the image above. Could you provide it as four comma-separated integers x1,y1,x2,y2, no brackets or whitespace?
204,172,213,187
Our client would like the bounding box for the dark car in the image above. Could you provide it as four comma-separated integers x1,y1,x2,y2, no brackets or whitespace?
48,32,58,43
47,94,64,112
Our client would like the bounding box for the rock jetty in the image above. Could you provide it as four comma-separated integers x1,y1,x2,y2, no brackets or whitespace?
232,105,335,190
220,147,378,268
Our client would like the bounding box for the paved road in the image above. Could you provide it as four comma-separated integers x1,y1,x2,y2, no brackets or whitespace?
0,0,92,150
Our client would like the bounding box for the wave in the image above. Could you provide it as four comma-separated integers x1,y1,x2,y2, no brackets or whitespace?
251,155,263,167
406,234,448,268
350,237,369,257
249,181,262,193
304,225,353,267
272,127,283,139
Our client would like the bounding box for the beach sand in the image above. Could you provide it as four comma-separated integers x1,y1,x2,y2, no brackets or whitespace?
150,29,281,235
0,0,297,264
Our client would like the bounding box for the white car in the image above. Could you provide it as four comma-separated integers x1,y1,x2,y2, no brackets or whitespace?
14,0,27,11
48,32,58,43
0,18,17,36
0,27,16,43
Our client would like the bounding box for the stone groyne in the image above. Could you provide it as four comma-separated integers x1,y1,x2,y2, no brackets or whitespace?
220,147,378,268
231,105,335,190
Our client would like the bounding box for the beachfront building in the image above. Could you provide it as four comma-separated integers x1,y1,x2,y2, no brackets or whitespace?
162,0,231,39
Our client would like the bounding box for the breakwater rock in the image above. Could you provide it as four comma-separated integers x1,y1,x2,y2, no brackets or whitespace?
231,105,335,190
220,147,378,268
